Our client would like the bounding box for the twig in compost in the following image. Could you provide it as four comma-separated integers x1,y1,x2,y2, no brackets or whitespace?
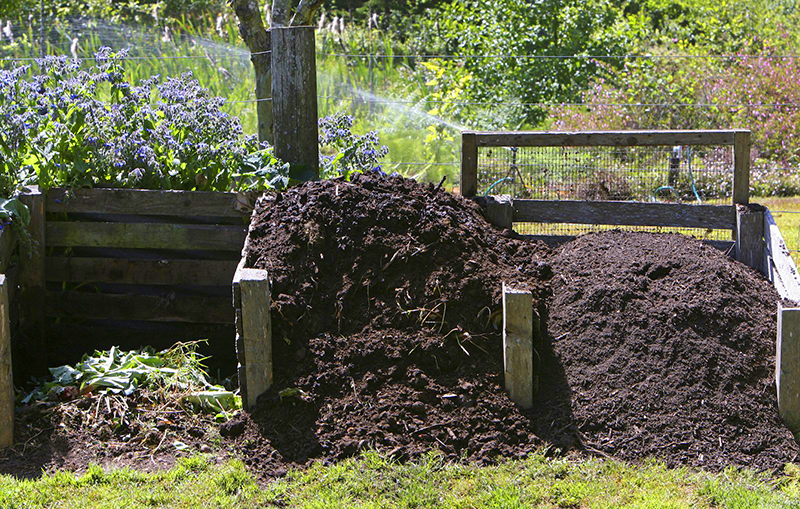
412,421,452,435
435,175,447,191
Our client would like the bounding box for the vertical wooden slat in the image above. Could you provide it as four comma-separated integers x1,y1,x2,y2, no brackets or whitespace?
733,130,751,205
777,305,800,433
461,132,478,197
735,206,764,272
502,283,534,409
233,265,272,409
18,188,47,373
0,274,13,448
271,26,319,181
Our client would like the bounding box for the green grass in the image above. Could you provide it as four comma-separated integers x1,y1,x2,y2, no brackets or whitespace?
758,197,800,265
2,451,800,508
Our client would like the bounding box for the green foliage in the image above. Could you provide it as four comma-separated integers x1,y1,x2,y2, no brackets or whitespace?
415,0,635,125
23,342,242,417
0,49,286,192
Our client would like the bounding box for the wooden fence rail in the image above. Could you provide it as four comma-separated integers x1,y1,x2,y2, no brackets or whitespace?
461,129,751,204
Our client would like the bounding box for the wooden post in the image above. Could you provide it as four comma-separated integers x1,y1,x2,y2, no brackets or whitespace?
777,304,800,433
485,195,514,230
233,261,272,409
735,205,764,272
733,130,751,205
18,187,46,374
0,274,12,448
461,132,478,197
502,283,534,409
271,26,319,182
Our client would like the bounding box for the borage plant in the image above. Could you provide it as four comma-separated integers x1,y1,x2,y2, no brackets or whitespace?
0,47,286,193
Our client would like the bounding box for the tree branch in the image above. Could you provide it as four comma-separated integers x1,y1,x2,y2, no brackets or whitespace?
290,0,324,26
229,0,273,143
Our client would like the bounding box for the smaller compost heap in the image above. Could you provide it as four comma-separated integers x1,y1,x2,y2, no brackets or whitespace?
240,172,799,474
547,231,799,471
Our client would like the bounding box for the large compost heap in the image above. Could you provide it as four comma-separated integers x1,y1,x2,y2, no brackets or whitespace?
236,172,799,474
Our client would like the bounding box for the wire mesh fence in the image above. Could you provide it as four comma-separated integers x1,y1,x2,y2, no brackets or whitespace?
477,144,734,202
476,143,736,241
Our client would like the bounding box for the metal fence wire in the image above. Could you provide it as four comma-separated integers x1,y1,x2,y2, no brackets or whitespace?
476,144,735,240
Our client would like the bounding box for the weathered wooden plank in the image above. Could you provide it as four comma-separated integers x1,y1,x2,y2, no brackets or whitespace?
777,305,800,434
735,206,764,271
485,195,514,230
18,188,47,373
502,283,534,409
46,291,234,324
46,188,250,218
46,257,238,287
513,200,736,229
0,274,13,448
469,130,737,148
272,26,319,181
46,222,247,251
233,265,272,409
0,228,15,273
461,132,478,197
764,210,800,302
519,234,734,253
733,130,751,205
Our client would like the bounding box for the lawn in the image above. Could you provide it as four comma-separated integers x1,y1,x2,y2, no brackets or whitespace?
759,197,800,265
2,451,800,508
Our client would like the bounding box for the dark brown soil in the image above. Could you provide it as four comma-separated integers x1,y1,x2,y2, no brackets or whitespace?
547,231,799,470
245,172,551,341
237,172,554,474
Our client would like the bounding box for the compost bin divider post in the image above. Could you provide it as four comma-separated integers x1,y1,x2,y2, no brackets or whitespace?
460,132,478,197
18,187,47,373
735,206,764,272
233,259,272,409
502,283,535,409
777,305,800,433
271,26,319,181
485,195,514,230
0,274,12,448
733,130,751,205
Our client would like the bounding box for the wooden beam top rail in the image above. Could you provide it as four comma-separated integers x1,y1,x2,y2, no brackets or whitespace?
47,188,251,218
465,129,747,147
512,200,736,230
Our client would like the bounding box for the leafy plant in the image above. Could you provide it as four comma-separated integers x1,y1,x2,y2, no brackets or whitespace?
0,48,285,192
319,112,389,179
23,342,241,418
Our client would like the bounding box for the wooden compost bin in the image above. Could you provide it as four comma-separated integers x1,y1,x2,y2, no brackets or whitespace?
0,186,253,448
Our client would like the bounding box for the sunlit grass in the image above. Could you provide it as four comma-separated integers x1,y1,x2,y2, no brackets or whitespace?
2,451,800,508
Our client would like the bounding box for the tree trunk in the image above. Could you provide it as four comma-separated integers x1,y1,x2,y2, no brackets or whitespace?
231,0,273,144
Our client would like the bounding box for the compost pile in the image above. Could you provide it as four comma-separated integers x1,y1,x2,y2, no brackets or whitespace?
237,174,800,474
238,172,553,472
547,231,799,470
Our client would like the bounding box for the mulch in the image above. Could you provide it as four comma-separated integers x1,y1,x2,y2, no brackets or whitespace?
2,173,797,479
